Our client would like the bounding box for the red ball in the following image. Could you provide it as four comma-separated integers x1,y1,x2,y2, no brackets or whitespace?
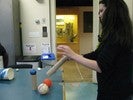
43,78,52,87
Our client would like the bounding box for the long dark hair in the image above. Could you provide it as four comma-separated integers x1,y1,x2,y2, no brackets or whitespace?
100,0,132,48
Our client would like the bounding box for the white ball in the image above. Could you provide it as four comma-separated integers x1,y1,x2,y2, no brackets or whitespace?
38,83,49,94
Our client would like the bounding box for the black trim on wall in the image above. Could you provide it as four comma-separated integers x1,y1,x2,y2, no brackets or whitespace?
56,0,93,7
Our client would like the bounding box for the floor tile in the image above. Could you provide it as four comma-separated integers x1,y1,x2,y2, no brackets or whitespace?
64,82,97,100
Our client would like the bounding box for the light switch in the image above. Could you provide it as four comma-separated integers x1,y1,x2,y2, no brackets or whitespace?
42,26,47,37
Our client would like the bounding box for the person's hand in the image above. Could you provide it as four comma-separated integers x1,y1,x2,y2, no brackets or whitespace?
57,45,77,59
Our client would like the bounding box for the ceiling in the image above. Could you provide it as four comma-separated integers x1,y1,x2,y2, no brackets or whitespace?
56,0,93,7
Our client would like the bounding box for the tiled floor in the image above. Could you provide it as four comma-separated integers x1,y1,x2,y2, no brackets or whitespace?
61,61,97,100
62,61,92,82
64,82,97,100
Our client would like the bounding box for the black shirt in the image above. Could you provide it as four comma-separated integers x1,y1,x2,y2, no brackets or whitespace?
83,39,132,99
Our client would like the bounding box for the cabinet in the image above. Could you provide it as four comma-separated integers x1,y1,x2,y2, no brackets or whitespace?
0,0,21,65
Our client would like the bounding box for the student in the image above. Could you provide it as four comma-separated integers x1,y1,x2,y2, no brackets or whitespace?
57,0,133,100
0,43,8,67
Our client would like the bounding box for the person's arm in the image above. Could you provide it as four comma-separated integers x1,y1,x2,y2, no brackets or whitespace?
72,54,101,73
57,45,102,73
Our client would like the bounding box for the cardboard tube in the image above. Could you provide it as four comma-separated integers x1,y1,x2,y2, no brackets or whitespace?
46,56,68,77
30,69,37,90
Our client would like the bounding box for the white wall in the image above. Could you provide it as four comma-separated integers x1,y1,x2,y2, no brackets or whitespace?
50,0,56,57
80,34,93,54
124,0,133,20
78,7,93,54
92,0,99,83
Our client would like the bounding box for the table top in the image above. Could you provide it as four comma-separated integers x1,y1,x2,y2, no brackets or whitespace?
0,67,63,100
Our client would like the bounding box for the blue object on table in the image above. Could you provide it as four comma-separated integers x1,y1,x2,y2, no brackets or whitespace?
0,67,62,100
30,69,36,75
41,53,55,60
41,53,56,67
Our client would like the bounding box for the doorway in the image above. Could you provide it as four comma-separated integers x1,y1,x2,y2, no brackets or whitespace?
56,0,93,82
56,7,80,59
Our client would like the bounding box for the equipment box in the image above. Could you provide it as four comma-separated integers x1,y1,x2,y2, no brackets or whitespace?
41,53,56,67
16,56,41,69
